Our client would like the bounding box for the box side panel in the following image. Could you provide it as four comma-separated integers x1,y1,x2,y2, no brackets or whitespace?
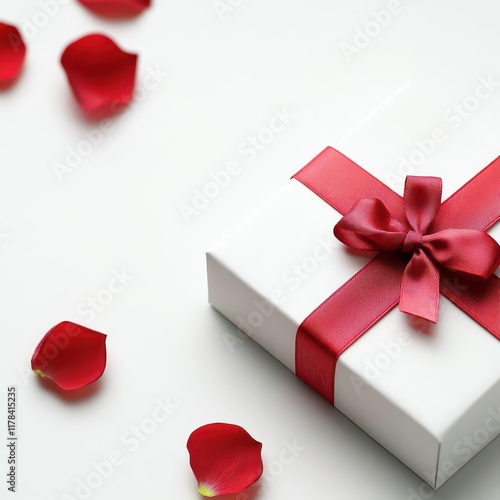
335,362,440,488
437,380,500,488
207,251,297,372
335,292,500,490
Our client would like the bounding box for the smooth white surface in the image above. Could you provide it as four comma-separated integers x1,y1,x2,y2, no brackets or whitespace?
1,1,500,499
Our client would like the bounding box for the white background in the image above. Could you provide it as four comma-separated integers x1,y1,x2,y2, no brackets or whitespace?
1,1,499,499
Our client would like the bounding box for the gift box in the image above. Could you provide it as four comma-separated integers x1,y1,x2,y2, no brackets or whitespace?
206,147,500,489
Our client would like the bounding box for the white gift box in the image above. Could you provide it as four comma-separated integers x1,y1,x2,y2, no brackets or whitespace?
207,147,500,489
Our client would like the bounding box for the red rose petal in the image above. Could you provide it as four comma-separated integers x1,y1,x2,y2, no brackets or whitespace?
187,423,263,497
0,22,26,89
78,0,151,18
31,321,107,390
61,34,138,119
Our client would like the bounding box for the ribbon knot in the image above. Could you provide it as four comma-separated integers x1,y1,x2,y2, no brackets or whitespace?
334,176,500,323
403,230,422,253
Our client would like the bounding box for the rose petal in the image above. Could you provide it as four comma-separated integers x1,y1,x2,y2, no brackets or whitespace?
187,423,263,497
78,0,151,18
61,34,138,119
31,321,107,390
0,22,26,89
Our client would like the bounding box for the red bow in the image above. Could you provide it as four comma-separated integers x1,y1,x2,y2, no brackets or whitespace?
293,148,499,403
334,176,500,323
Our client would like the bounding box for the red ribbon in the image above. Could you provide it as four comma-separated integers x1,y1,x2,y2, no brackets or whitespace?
293,148,500,404
334,176,500,322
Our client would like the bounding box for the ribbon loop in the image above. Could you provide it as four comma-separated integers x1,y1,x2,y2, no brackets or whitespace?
334,174,500,323
422,229,500,279
404,176,442,234
333,198,406,251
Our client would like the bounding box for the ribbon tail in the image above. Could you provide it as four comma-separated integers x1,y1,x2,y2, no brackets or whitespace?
400,250,441,323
